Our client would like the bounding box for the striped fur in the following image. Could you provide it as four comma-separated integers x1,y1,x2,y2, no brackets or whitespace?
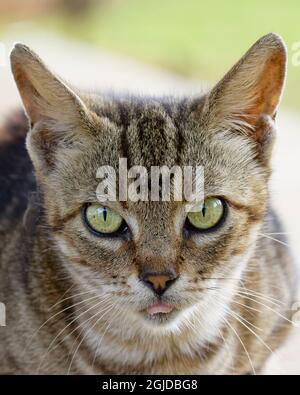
0,34,297,374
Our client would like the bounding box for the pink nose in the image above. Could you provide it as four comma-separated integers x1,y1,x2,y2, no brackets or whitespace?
140,271,179,295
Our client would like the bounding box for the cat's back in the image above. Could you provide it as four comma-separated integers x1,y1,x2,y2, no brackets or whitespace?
0,111,36,237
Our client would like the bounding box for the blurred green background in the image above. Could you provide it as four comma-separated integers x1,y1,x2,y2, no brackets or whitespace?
0,0,299,109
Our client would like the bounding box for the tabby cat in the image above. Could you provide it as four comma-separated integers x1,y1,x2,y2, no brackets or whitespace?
0,33,296,374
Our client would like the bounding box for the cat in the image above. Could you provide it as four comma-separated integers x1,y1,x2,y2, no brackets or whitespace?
0,33,297,374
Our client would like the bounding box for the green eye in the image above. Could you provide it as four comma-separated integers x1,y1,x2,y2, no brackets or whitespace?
84,203,125,235
187,197,225,230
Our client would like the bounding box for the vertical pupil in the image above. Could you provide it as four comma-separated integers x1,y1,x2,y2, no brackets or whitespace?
103,208,107,222
202,205,206,217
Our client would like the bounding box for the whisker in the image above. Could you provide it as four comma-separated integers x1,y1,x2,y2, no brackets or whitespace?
202,276,240,282
217,328,235,373
235,292,293,325
52,297,115,356
236,289,285,308
258,233,290,248
64,300,116,361
263,232,291,235
222,315,256,375
51,284,75,307
235,288,285,307
91,307,120,370
230,299,263,315
67,301,118,374
227,308,263,332
226,307,280,369
203,276,286,307
37,296,113,372
49,289,99,311
23,292,105,358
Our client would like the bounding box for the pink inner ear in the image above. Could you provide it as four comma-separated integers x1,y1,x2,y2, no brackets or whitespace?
244,53,286,129
203,35,287,142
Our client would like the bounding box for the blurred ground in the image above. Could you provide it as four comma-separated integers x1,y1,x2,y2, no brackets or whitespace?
40,0,300,111
2,1,300,110
0,29,299,375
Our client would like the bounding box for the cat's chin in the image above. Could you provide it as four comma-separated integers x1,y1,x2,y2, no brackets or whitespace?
139,307,180,327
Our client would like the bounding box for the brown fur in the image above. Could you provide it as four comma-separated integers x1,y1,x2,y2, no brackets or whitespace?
0,33,297,374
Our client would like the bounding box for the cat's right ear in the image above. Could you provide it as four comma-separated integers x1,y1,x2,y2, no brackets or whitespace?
10,43,87,126
200,33,287,143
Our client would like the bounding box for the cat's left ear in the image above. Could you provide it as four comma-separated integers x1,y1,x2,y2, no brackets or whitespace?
10,44,100,175
10,43,88,126
202,33,287,143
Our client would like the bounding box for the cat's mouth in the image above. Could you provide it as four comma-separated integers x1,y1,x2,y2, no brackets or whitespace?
140,302,177,324
146,302,174,315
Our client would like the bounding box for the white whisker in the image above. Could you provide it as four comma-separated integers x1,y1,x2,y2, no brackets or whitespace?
235,292,293,325
67,301,118,374
222,315,256,375
258,232,290,248
37,295,113,372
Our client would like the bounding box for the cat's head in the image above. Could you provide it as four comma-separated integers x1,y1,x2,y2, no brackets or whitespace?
10,34,286,334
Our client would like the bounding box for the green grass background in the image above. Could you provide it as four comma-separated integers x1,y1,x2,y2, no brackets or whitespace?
2,0,300,109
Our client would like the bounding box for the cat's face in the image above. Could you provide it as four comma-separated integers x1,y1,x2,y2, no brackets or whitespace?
38,99,267,330
10,34,286,333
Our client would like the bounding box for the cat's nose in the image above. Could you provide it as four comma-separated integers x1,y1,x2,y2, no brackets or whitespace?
140,270,179,296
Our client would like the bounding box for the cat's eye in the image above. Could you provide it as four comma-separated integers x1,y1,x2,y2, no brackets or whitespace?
84,203,127,236
186,197,225,231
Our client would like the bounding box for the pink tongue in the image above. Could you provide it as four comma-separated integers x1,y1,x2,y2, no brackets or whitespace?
147,303,173,315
